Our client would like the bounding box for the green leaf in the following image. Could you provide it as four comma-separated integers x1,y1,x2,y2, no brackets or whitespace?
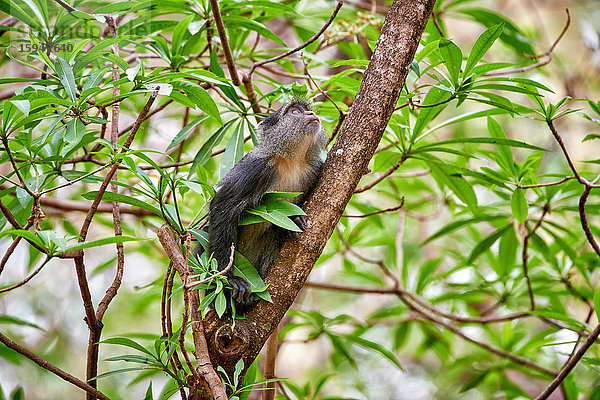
415,137,546,152
89,367,148,381
487,116,516,175
468,225,511,264
420,108,509,138
0,229,45,249
59,236,146,254
412,86,453,140
583,134,600,142
143,382,153,400
81,191,161,216
233,253,271,302
511,189,528,224
223,16,286,46
525,311,589,333
326,333,356,369
100,337,155,357
166,116,209,151
189,120,235,177
172,81,222,124
347,335,404,370
594,286,600,323
220,121,245,178
171,15,194,56
215,291,227,317
498,228,518,276
0,315,44,330
428,162,477,211
245,207,301,232
55,57,77,102
439,38,462,85
424,215,505,244
464,23,505,77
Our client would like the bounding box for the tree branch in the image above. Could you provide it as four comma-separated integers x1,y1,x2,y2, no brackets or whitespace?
534,322,600,399
201,0,436,380
0,332,110,400
209,0,240,86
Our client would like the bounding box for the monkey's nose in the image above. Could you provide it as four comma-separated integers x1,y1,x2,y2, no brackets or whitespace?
307,114,320,124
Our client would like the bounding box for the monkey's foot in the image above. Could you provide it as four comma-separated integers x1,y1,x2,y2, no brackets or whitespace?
229,276,254,306
291,215,307,238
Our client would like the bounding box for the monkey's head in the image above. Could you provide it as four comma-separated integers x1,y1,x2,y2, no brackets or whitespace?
257,99,326,156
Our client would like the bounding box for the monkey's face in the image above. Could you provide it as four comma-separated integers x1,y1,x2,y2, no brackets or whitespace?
258,100,324,153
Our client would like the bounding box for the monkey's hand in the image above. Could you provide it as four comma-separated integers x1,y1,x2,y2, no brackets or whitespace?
229,276,254,306
291,215,307,238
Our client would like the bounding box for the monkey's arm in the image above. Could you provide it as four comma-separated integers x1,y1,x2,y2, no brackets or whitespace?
208,154,276,305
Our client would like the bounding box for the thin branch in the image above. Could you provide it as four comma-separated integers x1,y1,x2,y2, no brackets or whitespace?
248,1,344,77
304,282,529,324
0,136,35,197
516,176,574,188
486,9,570,77
209,0,240,85
341,198,405,218
186,244,235,289
394,95,455,111
431,11,445,37
79,90,159,241
0,235,23,275
521,206,550,310
263,327,279,400
547,120,588,185
53,0,76,12
354,156,407,193
96,18,126,322
534,322,600,400
157,225,227,399
0,332,110,400
0,197,22,229
304,281,554,376
0,256,51,293
579,186,600,258
161,264,187,400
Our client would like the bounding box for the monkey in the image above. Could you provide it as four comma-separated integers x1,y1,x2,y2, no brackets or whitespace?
207,99,327,307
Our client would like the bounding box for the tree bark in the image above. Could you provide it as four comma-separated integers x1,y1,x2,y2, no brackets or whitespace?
202,0,436,382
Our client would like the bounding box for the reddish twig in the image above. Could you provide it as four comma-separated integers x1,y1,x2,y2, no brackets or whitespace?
96,15,126,324
53,0,76,12
342,198,405,218
263,327,279,400
354,156,407,193
209,0,240,85
486,10,570,77
521,205,550,310
0,256,51,293
0,235,23,275
248,1,344,77
161,263,187,399
517,176,574,188
0,197,22,229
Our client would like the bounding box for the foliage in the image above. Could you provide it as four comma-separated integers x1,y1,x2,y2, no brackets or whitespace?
0,0,600,399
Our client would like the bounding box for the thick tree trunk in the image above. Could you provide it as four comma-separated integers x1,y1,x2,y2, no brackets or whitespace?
202,0,436,383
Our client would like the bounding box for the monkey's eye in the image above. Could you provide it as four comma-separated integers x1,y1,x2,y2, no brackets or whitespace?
290,108,301,114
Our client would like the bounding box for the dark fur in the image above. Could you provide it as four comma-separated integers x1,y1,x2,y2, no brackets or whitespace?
208,100,327,306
